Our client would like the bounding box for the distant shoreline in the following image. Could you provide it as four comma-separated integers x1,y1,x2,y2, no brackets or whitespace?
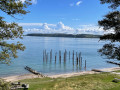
2,67,120,82
26,33,101,38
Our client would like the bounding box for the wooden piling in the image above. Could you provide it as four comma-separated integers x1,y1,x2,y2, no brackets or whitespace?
76,52,78,61
50,49,52,60
55,52,57,63
69,51,70,60
79,52,81,61
42,50,85,72
43,50,44,61
45,49,46,61
64,52,65,62
47,53,48,61
81,57,82,66
78,53,80,65
85,60,86,69
77,57,78,65
73,50,74,66
60,51,61,62
73,50,74,61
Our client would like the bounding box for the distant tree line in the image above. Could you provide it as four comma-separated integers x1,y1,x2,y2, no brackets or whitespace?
27,33,101,38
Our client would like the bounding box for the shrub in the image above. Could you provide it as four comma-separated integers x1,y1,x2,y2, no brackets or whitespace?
0,79,10,90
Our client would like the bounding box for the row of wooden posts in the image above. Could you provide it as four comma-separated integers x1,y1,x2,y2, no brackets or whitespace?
43,49,86,69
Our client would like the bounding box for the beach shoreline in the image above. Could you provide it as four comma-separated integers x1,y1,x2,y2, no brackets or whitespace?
1,67,120,82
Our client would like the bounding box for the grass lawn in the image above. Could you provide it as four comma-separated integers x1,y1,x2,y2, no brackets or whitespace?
113,70,120,73
20,73,120,90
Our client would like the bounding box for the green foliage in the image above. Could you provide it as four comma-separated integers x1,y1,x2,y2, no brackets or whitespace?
0,0,32,16
113,70,120,72
98,0,120,60
0,0,31,64
100,0,120,9
0,79,10,90
20,73,120,90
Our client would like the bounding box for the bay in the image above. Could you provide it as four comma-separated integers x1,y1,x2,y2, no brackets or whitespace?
0,36,117,77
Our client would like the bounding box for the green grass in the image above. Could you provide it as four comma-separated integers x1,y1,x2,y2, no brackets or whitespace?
20,73,120,90
113,70,120,73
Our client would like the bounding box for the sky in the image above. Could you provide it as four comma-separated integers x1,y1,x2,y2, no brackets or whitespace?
2,0,112,34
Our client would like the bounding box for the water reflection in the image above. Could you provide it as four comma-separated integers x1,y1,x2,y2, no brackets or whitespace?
42,49,87,73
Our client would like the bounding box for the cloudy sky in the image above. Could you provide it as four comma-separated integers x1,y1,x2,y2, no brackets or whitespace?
2,0,111,34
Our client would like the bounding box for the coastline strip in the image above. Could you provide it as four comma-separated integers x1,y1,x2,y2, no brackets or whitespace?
1,67,120,82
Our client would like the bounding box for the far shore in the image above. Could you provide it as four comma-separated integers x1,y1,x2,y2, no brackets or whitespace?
1,67,120,82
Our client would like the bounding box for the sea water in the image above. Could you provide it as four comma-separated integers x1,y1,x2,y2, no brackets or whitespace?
0,36,118,77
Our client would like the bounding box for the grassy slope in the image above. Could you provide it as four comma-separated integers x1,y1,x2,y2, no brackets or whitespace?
20,73,120,90
113,70,120,73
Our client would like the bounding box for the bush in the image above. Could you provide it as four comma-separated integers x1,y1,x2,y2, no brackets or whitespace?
0,79,10,90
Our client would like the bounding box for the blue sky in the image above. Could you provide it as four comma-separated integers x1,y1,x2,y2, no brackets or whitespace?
20,0,109,26
2,0,112,34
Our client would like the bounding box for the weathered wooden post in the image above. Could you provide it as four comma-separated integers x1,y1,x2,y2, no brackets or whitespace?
59,50,61,64
79,52,81,61
69,51,70,60
45,49,46,61
43,50,44,61
47,53,49,61
76,52,78,61
78,52,80,65
64,52,65,62
45,53,47,63
73,50,74,61
85,60,86,70
73,50,74,66
51,49,52,60
55,52,57,63
77,57,78,66
46,52,47,61
65,49,67,61
81,57,82,66
60,51,61,62
50,50,51,61
58,50,60,61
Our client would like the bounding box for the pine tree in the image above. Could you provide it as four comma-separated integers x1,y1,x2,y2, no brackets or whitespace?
98,0,120,60
0,0,31,64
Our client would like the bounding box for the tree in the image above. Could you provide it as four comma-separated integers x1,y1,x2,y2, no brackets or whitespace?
0,0,32,64
98,0,120,60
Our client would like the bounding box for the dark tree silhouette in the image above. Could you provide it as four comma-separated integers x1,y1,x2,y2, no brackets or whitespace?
0,0,31,64
98,0,120,60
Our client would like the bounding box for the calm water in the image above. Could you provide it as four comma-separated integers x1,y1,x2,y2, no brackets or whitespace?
0,36,118,77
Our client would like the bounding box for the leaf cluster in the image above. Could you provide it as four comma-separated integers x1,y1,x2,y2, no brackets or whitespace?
100,0,120,9
0,79,10,90
0,0,32,16
0,0,31,64
98,0,120,60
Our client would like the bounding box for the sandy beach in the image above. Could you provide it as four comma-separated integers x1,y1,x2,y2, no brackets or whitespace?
1,67,120,82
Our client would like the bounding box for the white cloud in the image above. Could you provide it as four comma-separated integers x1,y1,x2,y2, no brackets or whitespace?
76,1,82,6
77,25,104,35
41,23,50,30
20,0,37,4
19,22,112,35
56,22,74,31
70,1,82,7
